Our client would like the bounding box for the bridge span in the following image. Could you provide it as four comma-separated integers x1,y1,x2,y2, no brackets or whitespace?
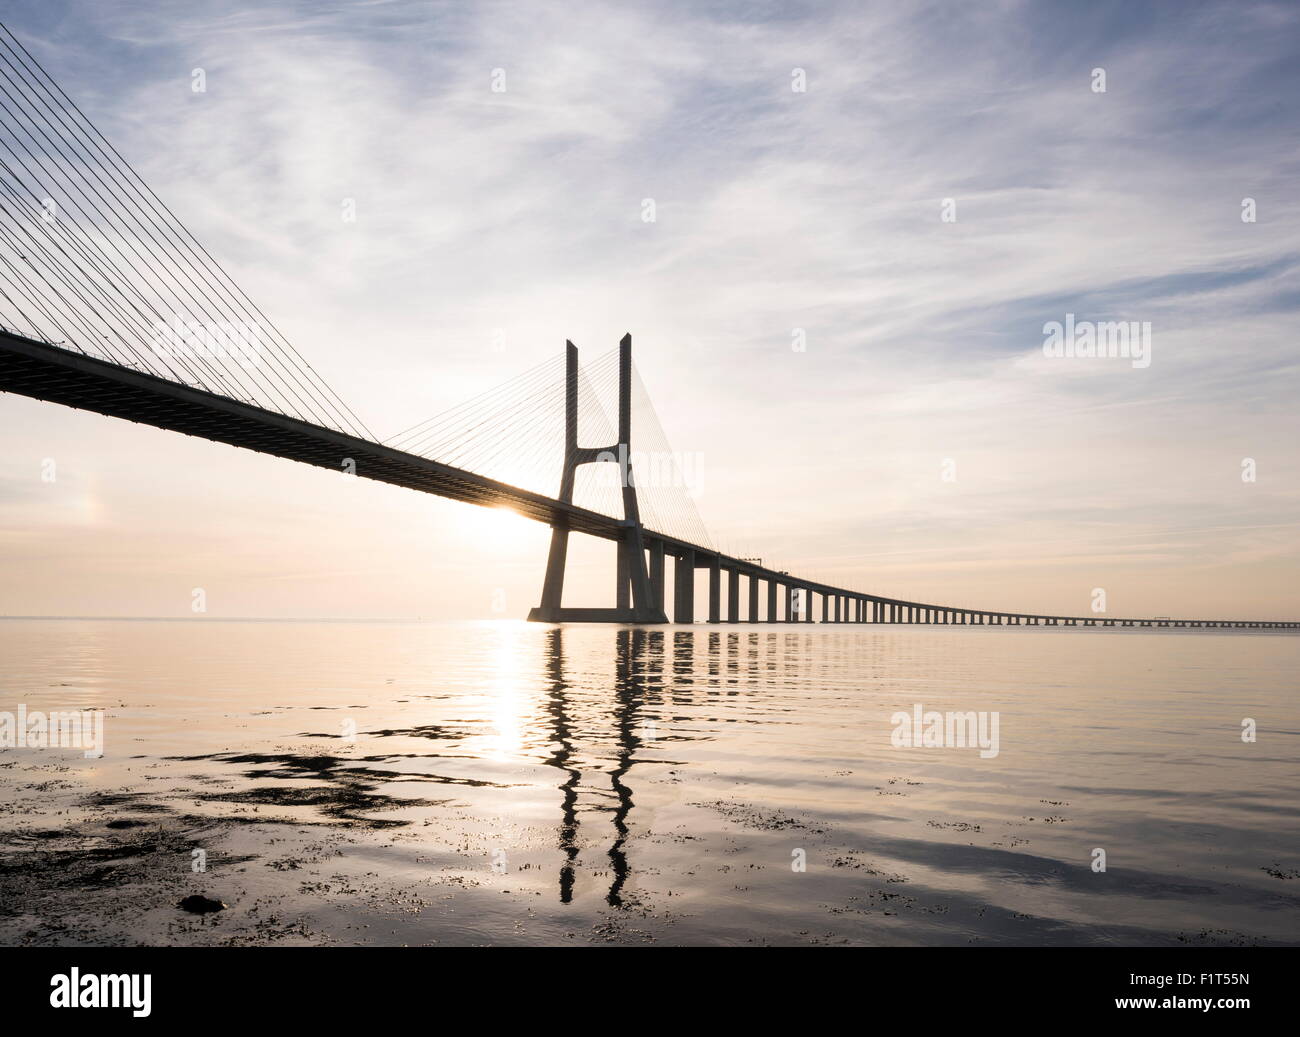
4,329,1295,630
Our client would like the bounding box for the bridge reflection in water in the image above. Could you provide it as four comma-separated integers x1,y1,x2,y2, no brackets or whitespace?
543,627,658,906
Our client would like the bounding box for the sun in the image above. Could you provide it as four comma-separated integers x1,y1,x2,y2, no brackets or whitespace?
456,504,541,551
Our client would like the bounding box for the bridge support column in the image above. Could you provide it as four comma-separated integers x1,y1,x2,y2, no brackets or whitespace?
767,580,778,622
708,555,721,624
727,568,739,623
649,539,665,614
748,573,759,622
675,549,695,623
616,539,629,611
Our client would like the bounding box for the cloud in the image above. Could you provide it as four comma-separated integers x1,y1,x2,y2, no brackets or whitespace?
1,0,1297,616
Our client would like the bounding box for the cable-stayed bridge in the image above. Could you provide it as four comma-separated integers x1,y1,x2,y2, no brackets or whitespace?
0,24,1294,630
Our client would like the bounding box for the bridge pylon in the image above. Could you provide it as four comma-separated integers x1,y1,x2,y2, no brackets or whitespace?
527,334,668,624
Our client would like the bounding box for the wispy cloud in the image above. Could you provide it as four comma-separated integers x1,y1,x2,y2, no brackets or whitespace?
1,0,1297,617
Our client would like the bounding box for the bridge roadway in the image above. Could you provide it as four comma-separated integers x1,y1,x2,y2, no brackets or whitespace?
3,329,1297,630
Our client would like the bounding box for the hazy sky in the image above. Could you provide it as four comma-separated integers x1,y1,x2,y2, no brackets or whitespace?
1,0,1298,620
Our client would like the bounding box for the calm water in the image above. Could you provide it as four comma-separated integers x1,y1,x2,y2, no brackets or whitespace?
1,619,1297,946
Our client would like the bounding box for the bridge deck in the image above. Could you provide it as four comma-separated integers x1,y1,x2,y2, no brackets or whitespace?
0,330,624,540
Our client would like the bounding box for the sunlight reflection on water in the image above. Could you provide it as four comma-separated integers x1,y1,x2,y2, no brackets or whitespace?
1,619,1297,946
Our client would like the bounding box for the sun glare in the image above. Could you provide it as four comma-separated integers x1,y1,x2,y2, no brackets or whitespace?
457,504,540,552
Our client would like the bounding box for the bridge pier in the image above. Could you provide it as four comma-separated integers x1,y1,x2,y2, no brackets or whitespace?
649,540,665,614
767,579,778,622
616,538,629,611
727,568,740,623
675,549,695,623
748,574,759,623
708,555,721,623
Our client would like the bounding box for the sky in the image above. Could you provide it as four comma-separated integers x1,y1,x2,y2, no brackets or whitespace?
0,0,1297,620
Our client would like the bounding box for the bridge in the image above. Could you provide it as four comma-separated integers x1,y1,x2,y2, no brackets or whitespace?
0,22,1294,631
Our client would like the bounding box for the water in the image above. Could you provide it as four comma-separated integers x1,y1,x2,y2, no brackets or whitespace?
1,619,1297,946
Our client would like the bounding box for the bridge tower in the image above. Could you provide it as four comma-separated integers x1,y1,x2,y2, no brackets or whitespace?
527,334,668,623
